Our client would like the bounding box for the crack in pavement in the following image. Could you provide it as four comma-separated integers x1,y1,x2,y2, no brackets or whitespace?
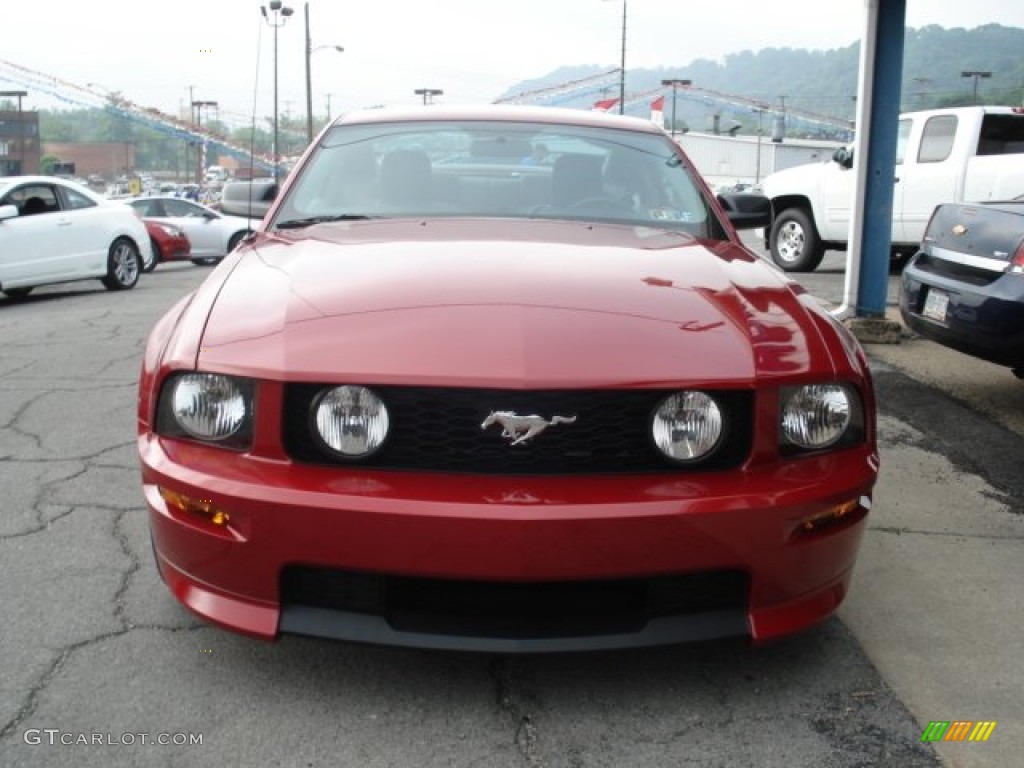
490,658,545,768
872,525,1024,540
111,509,142,627
0,623,204,741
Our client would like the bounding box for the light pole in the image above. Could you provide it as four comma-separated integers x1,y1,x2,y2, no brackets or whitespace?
262,0,294,183
752,106,766,185
191,100,218,185
414,88,443,105
602,0,627,114
961,70,992,106
660,78,691,137
618,0,626,114
304,2,343,143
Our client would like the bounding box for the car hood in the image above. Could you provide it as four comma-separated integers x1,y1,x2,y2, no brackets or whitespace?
196,219,832,387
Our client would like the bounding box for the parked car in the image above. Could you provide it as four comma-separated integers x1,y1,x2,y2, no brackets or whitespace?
0,175,150,298
900,199,1024,377
141,219,191,271
762,106,1024,271
123,197,254,265
139,105,878,652
218,178,278,219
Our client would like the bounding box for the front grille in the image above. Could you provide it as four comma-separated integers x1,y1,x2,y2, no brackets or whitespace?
280,566,750,639
282,385,753,474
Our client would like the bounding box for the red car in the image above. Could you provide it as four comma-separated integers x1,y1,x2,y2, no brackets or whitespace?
141,219,191,272
138,105,878,652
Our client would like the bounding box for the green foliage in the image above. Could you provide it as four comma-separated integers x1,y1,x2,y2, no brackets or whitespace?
40,154,60,175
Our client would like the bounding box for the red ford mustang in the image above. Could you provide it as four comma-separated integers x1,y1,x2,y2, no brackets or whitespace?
138,105,878,652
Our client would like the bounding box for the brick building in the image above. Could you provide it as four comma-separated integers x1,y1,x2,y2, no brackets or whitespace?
42,142,136,181
0,109,40,175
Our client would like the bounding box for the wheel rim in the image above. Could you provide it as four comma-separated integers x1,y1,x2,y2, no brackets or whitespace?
112,242,139,285
776,221,805,265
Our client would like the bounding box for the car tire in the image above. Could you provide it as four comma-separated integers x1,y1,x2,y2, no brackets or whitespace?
100,238,141,291
2,287,34,299
227,230,251,253
191,258,218,267
143,238,160,273
769,208,825,272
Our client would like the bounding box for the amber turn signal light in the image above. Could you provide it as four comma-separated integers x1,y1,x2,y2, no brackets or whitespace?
159,487,231,526
799,497,864,534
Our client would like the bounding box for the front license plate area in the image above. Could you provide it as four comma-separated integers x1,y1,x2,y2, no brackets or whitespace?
922,288,949,322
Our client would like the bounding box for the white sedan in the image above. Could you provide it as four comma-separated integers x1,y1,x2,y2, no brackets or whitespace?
0,176,151,298
124,197,256,265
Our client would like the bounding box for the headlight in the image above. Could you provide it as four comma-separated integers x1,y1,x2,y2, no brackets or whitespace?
651,391,723,462
781,384,852,450
312,385,389,459
170,373,248,441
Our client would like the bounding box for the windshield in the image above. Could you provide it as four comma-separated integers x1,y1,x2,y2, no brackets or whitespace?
272,120,721,237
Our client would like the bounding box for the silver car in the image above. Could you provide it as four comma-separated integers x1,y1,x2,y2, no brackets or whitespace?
124,197,256,266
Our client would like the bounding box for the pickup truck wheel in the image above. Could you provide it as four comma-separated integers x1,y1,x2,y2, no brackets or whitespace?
770,209,825,272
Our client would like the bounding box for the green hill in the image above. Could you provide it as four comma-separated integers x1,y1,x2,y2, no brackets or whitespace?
499,23,1024,140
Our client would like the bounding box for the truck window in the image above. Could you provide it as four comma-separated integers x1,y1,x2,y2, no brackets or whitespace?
895,119,911,164
918,115,957,163
976,113,1024,155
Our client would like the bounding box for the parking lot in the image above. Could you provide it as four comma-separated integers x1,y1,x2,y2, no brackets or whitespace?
1,253,1021,768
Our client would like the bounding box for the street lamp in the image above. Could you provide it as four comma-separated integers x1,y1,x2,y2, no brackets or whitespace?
660,78,691,137
304,2,343,143
414,88,443,105
961,70,992,106
262,0,294,183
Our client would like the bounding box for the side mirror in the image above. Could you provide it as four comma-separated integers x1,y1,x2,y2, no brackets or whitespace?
0,204,18,222
717,192,771,230
832,146,854,169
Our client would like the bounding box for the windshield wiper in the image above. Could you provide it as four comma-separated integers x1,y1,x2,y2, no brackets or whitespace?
274,214,376,229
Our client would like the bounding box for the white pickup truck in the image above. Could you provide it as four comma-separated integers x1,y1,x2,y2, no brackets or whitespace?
761,106,1024,271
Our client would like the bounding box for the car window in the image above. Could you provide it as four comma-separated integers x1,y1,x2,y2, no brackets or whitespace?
2,184,59,216
164,199,207,218
62,187,97,210
275,120,717,237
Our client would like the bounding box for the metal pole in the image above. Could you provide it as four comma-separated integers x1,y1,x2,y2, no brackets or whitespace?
618,0,626,114
671,84,677,137
305,2,313,143
273,21,280,182
754,109,763,184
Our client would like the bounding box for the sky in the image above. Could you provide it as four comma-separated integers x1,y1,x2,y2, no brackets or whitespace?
2,0,1023,128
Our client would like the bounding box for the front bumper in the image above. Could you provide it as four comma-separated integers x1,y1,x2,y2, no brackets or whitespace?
141,434,876,652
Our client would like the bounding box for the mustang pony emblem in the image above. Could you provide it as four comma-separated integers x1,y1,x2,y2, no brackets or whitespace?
481,411,577,446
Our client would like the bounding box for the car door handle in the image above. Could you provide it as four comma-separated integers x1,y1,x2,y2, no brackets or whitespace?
57,219,73,226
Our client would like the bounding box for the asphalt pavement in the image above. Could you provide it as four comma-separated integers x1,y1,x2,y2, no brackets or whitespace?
0,252,1020,768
